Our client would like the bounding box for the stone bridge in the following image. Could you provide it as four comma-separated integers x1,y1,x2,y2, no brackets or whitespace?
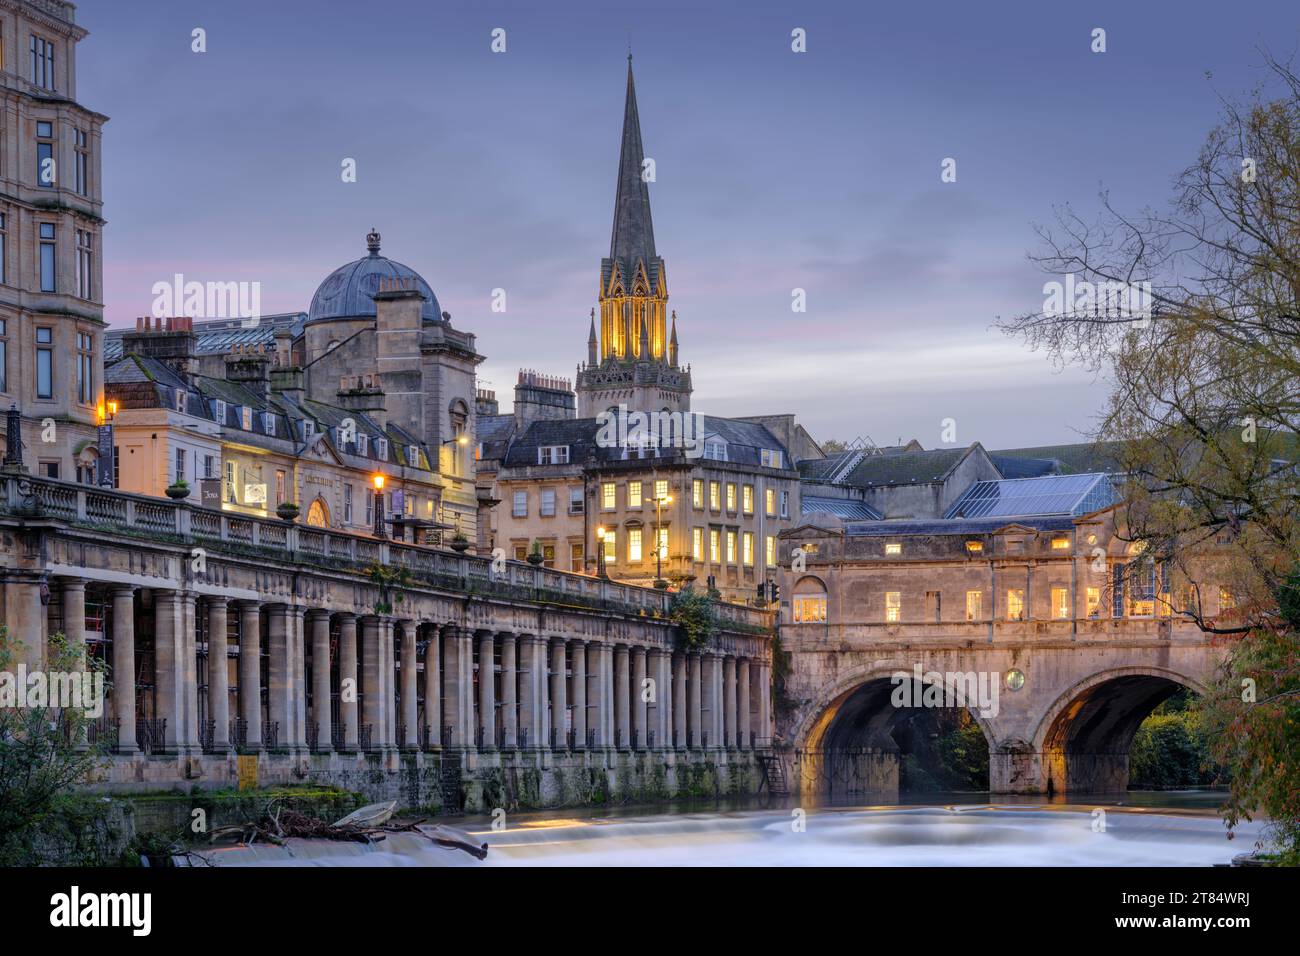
777,619,1221,796
0,474,774,811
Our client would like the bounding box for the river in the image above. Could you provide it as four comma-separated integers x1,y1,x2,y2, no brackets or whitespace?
193,790,1265,867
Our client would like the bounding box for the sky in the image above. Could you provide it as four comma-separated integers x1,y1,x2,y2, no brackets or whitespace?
79,0,1299,449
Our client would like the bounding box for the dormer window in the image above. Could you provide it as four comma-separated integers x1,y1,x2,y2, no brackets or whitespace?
538,444,570,465
704,440,727,461
302,419,315,441
376,437,388,460
175,389,186,414
214,399,226,423
263,411,277,435
357,433,369,457
240,406,252,430
407,444,420,468
760,448,784,469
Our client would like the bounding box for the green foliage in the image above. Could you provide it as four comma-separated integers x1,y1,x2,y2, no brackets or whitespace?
0,626,111,865
365,561,411,615
1129,708,1219,790
669,587,716,650
1199,625,1300,864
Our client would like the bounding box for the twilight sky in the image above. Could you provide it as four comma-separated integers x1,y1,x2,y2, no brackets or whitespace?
80,0,1297,449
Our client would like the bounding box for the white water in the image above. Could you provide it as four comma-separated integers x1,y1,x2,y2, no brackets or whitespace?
194,799,1263,867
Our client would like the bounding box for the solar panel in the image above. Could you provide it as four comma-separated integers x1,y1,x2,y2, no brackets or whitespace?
944,473,1112,519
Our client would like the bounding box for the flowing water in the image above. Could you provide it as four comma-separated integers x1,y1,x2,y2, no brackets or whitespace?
192,790,1265,867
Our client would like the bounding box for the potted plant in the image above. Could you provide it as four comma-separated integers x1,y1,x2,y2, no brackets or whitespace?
165,478,190,500
449,532,470,553
276,501,301,522
526,540,545,566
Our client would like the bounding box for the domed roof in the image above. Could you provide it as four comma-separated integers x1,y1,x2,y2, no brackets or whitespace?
307,230,442,323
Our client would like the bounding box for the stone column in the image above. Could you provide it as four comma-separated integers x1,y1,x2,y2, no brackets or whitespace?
111,586,137,752
586,642,605,748
309,611,331,751
602,642,615,749
703,653,721,750
672,652,687,749
181,593,201,752
207,598,229,750
688,652,703,749
238,601,262,749
153,590,181,752
338,614,358,750
737,656,751,750
614,645,631,750
570,639,586,748
550,638,567,750
381,619,396,749
723,656,737,749
756,660,771,747
401,624,418,749
478,629,496,751
423,626,441,749
268,605,293,750
458,627,475,749
500,633,518,749
441,626,461,748
649,647,669,750
5,574,47,668
632,646,648,750
517,634,538,750
61,579,87,748
360,616,382,750
289,606,307,750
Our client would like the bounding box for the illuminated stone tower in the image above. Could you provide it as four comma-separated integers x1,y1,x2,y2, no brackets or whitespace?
576,56,692,417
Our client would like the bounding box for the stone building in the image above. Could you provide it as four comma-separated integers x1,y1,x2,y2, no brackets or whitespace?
0,0,106,483
101,233,483,541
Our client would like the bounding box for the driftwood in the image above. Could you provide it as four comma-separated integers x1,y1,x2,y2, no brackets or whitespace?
208,800,489,860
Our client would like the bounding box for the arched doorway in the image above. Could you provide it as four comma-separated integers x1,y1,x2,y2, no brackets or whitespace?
306,496,330,527
798,672,993,800
1035,669,1205,794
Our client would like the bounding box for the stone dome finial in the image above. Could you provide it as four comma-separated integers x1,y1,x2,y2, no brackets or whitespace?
366,228,381,255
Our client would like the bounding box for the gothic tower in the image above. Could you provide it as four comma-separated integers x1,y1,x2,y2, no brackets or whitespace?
576,57,692,417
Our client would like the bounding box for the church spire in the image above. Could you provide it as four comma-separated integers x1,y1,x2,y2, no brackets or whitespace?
609,54,656,277
669,309,679,367
587,307,599,366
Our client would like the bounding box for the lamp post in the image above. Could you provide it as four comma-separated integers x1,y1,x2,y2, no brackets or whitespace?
372,472,386,539
653,493,672,588
595,525,607,578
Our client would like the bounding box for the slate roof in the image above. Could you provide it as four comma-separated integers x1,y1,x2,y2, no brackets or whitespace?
989,441,1127,475
833,446,973,487
103,313,306,362
844,515,1079,537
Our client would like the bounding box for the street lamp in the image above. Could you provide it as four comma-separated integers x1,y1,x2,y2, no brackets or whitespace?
653,493,673,588
595,525,608,578
372,472,386,539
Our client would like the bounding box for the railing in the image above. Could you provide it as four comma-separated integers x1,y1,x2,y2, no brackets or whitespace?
518,727,528,750
306,723,319,752
199,718,217,753
230,717,247,749
3,474,774,631
135,718,166,755
586,728,598,750
647,729,656,750
358,724,372,751
263,720,280,750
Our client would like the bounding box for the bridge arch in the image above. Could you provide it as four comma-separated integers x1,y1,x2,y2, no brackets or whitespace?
793,664,998,797
1030,666,1207,794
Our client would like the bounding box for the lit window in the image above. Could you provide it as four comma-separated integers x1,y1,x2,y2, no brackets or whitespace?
793,595,826,623
1218,587,1235,612
602,482,616,509
1051,537,1071,550
1086,587,1101,618
628,528,642,562
603,531,616,564
692,527,703,561
709,529,720,564
965,590,982,621
765,535,776,568
709,481,720,511
1051,587,1070,619
742,531,754,566
885,542,902,556
726,530,736,564
1007,589,1025,621
765,488,775,516
726,483,736,512
965,540,983,554
692,479,703,508
654,479,668,500
742,484,754,514
657,527,668,560
629,481,642,508
885,591,901,623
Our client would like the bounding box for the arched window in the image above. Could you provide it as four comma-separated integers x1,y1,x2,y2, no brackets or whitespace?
306,496,330,528
792,575,827,623
448,400,469,477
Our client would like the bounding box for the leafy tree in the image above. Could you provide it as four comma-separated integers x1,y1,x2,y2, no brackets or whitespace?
669,587,717,650
999,52,1300,860
0,625,109,864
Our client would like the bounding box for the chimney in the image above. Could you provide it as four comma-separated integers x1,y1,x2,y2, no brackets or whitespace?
224,343,271,398
120,316,197,377
514,369,575,428
476,386,499,417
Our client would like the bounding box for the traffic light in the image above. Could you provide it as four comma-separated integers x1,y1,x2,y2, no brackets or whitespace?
769,581,781,604
756,582,767,602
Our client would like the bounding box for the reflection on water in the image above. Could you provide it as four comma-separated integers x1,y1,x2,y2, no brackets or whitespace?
199,790,1262,867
